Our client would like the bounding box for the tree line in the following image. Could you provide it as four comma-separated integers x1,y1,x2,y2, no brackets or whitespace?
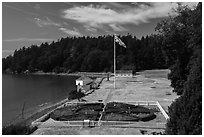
155,3,202,134
2,34,167,74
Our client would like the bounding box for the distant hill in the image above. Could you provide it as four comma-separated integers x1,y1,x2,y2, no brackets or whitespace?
2,34,167,74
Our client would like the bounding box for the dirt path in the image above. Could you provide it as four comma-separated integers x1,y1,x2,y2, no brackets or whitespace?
104,89,113,104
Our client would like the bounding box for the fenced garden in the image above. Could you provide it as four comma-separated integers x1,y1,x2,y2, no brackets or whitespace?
32,101,168,129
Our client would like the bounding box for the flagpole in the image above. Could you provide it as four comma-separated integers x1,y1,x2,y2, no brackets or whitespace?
114,34,116,89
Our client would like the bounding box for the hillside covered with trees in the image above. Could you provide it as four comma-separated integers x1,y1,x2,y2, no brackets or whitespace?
2,34,167,74
2,3,202,135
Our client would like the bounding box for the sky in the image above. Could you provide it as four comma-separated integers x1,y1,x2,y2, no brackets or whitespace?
2,2,198,58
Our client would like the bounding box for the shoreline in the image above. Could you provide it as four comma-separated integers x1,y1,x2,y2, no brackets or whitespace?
3,69,178,135
31,71,111,77
3,97,79,128
3,76,105,129
24,98,74,126
3,72,105,128
27,76,105,127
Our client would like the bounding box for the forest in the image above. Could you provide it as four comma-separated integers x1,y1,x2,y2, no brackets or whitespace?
2,3,202,135
2,34,167,74
156,3,202,134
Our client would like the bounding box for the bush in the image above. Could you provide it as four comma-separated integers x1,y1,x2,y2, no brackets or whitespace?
68,90,85,100
140,112,156,122
2,124,37,135
104,102,157,122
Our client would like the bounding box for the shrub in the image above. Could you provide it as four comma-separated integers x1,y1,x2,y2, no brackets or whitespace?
2,124,37,135
68,90,85,100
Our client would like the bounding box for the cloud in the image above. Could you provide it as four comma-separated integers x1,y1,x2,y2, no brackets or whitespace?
63,22,69,26
84,25,98,32
62,2,198,32
2,50,14,53
34,4,40,10
178,2,198,9
33,16,82,36
34,17,61,27
109,24,127,32
3,38,54,42
3,4,38,16
104,2,132,9
59,27,82,37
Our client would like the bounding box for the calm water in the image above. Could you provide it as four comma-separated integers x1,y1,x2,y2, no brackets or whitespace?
2,74,78,126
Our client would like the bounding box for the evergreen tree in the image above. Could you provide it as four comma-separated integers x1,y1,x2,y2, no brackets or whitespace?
3,34,167,73
156,3,202,134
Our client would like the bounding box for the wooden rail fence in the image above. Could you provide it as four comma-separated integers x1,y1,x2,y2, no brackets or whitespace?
31,101,169,128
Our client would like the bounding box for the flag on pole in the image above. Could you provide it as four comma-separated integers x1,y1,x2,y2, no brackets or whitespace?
114,35,126,48
113,35,126,89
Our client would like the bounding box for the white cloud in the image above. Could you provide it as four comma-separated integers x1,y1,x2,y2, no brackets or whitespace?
109,24,127,32
178,2,197,9
63,22,69,26
59,27,82,37
34,17,61,27
84,25,98,32
34,4,40,10
2,50,14,53
62,2,198,31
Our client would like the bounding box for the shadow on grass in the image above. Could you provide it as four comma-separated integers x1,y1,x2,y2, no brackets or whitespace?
68,90,86,100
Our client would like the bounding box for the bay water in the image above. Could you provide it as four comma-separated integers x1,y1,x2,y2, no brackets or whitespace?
2,74,78,126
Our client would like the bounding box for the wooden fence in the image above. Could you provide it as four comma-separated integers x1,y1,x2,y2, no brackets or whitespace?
32,101,169,128
156,101,169,120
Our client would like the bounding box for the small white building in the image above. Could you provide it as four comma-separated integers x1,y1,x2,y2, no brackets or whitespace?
76,78,83,86
76,76,93,93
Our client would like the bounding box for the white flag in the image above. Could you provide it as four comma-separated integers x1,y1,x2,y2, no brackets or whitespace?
114,35,126,48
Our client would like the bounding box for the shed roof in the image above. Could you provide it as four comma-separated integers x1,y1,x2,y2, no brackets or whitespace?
76,76,93,85
77,76,92,81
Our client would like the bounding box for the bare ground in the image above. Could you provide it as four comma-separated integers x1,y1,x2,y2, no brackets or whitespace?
32,69,179,135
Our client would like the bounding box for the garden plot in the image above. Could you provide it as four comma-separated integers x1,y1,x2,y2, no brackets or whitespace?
43,101,167,129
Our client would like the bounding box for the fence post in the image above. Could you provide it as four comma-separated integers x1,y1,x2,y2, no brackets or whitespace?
21,102,26,120
156,101,169,120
